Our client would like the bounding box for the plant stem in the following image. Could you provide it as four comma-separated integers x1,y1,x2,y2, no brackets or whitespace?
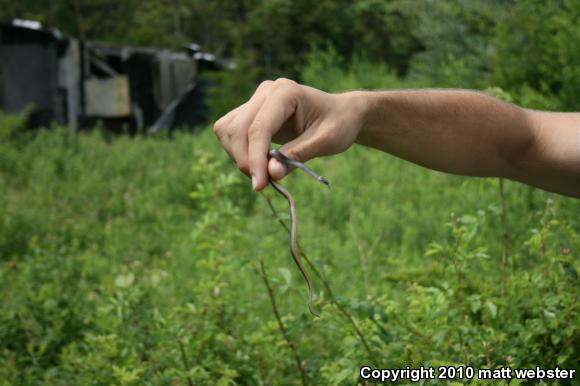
178,339,194,386
452,222,462,307
262,192,378,365
499,178,509,297
349,219,381,300
259,257,308,386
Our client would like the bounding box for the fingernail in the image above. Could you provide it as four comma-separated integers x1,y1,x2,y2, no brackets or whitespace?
251,175,258,190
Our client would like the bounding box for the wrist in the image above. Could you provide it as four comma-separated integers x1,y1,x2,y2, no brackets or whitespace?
341,90,388,148
336,91,374,144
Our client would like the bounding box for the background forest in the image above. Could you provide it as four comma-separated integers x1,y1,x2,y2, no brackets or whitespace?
1,0,579,385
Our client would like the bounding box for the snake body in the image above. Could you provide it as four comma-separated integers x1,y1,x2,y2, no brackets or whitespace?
268,149,329,317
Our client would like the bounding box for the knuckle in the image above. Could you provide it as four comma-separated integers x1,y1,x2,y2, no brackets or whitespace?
270,78,301,108
214,121,237,140
213,120,224,135
258,80,274,92
274,77,297,91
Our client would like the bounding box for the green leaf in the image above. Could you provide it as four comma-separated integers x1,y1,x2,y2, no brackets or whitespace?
278,267,292,285
114,273,135,288
485,300,498,319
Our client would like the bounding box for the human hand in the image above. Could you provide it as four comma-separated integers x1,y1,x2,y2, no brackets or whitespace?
213,78,364,191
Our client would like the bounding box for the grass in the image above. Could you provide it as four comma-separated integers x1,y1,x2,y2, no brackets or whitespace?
0,119,578,385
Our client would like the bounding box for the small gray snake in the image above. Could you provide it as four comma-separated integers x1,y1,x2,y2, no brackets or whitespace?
268,148,330,317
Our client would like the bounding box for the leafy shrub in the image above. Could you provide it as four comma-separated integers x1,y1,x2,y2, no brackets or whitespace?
491,0,580,111
301,47,402,92
0,120,578,385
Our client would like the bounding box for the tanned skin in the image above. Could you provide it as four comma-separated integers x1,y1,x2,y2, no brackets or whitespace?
213,79,580,198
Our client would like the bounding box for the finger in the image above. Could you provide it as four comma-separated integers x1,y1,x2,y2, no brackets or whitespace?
268,158,291,181
213,106,244,161
268,127,322,180
229,133,249,175
215,80,274,134
219,132,235,161
227,81,274,176
248,79,300,191
213,103,245,137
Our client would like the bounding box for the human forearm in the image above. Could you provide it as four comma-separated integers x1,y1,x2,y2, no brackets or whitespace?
354,89,534,177
353,89,580,197
214,79,579,197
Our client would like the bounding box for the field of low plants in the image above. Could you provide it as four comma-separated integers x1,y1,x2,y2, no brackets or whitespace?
3,0,580,384
1,101,578,385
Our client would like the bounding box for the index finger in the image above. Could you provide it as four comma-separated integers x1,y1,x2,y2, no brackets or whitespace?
247,79,299,191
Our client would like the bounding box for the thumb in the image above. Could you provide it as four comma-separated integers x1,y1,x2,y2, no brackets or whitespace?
268,133,320,181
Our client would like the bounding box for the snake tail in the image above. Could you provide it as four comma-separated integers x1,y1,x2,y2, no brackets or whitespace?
270,180,319,317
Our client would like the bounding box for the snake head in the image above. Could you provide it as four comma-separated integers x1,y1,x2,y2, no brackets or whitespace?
317,176,331,188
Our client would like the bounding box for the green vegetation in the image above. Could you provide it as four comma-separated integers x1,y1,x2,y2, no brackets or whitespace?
3,0,579,111
1,108,579,385
1,0,579,384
